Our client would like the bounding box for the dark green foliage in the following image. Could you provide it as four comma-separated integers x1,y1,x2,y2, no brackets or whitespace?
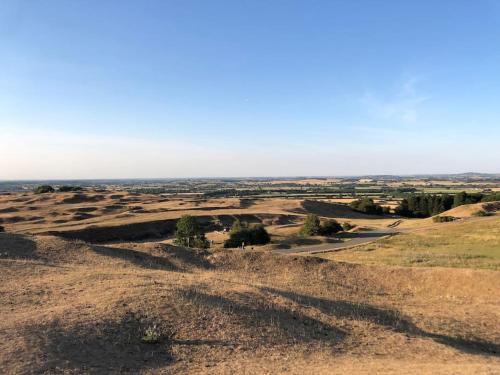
300,214,321,235
34,185,54,194
58,186,82,192
174,215,209,248
349,198,384,215
342,222,355,231
432,215,456,223
0,225,4,232
395,193,454,218
318,219,342,236
223,224,270,248
472,210,493,217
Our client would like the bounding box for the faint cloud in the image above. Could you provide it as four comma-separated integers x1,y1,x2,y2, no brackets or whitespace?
360,76,429,124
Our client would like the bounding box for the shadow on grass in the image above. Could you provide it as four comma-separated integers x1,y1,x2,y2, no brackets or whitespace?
90,244,212,272
260,287,499,356
179,288,347,348
24,313,174,374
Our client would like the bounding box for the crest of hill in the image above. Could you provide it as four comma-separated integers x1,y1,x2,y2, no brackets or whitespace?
440,201,500,218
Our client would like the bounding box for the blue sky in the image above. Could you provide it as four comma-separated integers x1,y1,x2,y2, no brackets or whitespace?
1,0,499,179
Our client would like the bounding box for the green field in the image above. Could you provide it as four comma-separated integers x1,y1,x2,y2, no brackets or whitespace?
319,217,500,270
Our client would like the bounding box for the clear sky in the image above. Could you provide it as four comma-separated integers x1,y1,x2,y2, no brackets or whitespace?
1,1,499,179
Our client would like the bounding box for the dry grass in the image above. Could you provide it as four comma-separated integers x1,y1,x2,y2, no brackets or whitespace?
319,216,500,270
1,232,499,374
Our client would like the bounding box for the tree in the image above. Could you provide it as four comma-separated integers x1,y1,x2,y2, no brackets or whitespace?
349,198,383,215
300,214,321,236
174,215,208,248
319,219,342,236
230,219,242,234
34,185,54,194
223,224,270,248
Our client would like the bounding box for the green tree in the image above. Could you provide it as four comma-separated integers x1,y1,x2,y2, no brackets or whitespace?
174,215,208,248
300,214,321,236
319,219,342,236
223,224,270,248
34,185,54,194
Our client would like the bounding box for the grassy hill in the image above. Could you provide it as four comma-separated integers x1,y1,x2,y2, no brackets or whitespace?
320,215,500,269
1,232,499,374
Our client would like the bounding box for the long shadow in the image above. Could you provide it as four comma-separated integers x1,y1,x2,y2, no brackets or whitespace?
90,244,212,272
0,233,38,260
91,245,181,271
339,231,393,239
180,288,347,347
24,314,174,374
261,287,499,356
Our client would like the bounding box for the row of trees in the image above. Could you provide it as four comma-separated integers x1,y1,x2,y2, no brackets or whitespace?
395,191,500,218
34,185,82,194
349,198,388,215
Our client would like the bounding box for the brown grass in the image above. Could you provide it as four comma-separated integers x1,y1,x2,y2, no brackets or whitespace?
1,232,499,374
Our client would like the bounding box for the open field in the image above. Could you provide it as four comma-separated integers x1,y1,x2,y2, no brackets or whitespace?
318,215,500,270
1,232,499,374
1,183,500,373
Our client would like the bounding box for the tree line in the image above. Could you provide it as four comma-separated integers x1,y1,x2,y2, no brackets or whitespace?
395,191,500,218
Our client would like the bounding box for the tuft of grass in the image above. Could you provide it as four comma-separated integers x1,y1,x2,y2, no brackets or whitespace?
142,324,161,344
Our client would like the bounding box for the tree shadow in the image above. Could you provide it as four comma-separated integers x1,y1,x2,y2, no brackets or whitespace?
24,313,174,374
0,233,38,260
260,287,499,356
90,243,212,272
179,288,347,348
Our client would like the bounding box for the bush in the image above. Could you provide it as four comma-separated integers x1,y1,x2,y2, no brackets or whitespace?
223,223,271,248
472,210,493,217
0,225,4,233
174,215,209,248
58,186,82,192
432,215,456,223
342,222,355,231
349,198,384,215
34,185,54,194
300,214,321,236
319,219,342,236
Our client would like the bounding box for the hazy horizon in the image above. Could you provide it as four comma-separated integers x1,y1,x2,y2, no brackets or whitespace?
2,1,500,179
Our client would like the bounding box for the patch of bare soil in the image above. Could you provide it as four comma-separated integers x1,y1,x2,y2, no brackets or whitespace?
0,233,498,374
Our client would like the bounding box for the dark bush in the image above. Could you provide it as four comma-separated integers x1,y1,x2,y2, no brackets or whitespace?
0,225,4,232
319,219,342,236
342,222,355,231
224,223,271,248
432,215,456,223
472,210,493,217
58,186,82,192
349,198,384,215
34,185,54,194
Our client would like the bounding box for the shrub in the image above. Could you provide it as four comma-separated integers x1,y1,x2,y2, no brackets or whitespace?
34,185,54,194
174,215,209,248
472,210,493,217
432,215,456,223
342,222,355,231
349,198,384,215
58,186,82,192
0,225,4,233
142,325,161,344
300,214,321,236
319,219,342,236
224,224,271,248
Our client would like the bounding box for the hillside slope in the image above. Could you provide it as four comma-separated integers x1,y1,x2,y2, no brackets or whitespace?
1,233,499,374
